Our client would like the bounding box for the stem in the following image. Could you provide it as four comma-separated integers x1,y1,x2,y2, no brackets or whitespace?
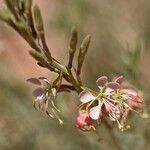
68,52,74,69
67,69,82,93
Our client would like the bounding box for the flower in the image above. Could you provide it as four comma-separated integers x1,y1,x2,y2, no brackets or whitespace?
27,77,51,113
110,81,144,113
127,94,144,112
27,77,63,124
76,112,93,129
78,76,144,131
79,76,120,121
33,87,49,112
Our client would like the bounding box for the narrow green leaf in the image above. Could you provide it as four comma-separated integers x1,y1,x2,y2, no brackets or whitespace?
33,5,44,33
0,9,13,22
33,4,51,58
29,50,45,62
5,0,19,20
25,0,33,12
69,26,78,52
68,26,78,69
52,61,69,75
0,9,20,34
77,35,91,75
80,35,91,54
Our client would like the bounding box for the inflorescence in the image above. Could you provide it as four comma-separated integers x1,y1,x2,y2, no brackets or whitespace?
76,76,144,131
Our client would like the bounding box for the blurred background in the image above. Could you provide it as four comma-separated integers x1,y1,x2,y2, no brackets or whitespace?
0,0,150,149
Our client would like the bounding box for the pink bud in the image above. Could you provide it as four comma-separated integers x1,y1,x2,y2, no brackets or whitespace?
76,112,93,128
127,95,144,112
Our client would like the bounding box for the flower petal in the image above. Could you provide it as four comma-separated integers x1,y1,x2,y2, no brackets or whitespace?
127,98,144,112
27,78,41,85
114,76,124,85
39,77,50,88
38,77,50,83
89,103,102,120
96,76,108,88
107,82,120,90
79,91,95,103
123,89,137,95
40,99,48,112
32,87,44,97
105,88,113,96
104,100,115,112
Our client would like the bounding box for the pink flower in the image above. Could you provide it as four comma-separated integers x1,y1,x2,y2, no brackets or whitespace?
109,77,144,113
76,112,93,128
27,77,63,124
27,77,50,112
114,88,144,112
79,76,120,120
127,95,144,112
78,75,144,131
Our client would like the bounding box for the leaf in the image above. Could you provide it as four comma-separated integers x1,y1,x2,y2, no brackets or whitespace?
77,35,91,75
52,60,69,75
33,4,52,59
33,5,44,33
29,50,45,62
69,26,78,52
5,0,19,20
25,0,33,12
80,35,91,54
0,9,14,22
68,26,78,69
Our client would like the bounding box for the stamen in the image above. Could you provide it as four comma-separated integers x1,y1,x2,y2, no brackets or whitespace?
51,100,61,112
123,102,134,111
51,108,63,125
85,91,105,110
117,120,124,131
46,110,54,118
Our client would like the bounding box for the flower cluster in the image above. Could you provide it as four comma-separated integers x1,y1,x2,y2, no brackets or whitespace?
27,77,63,124
76,76,144,131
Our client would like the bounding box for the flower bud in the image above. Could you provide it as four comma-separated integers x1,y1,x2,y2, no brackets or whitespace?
127,95,143,112
76,112,93,128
